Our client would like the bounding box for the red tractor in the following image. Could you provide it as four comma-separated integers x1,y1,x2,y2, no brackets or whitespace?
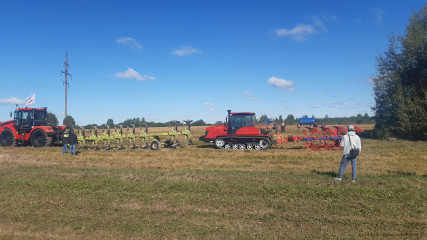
199,110,273,150
0,107,65,147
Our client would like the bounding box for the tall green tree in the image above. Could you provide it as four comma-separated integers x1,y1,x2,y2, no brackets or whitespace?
106,119,114,126
278,115,283,123
285,114,295,125
46,112,58,126
193,119,206,126
372,5,427,140
63,115,76,127
258,114,269,123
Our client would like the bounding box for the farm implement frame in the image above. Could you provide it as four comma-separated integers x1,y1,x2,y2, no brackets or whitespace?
75,120,193,151
275,124,364,150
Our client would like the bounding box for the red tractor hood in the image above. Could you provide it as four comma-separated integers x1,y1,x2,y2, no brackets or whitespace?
0,120,14,127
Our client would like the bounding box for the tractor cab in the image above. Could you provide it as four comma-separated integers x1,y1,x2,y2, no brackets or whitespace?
13,107,48,133
227,111,256,134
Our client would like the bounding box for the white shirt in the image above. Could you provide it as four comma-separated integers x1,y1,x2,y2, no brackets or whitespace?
340,131,362,156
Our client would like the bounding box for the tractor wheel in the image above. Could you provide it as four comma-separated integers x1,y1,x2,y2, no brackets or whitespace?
150,140,160,150
31,129,48,148
45,137,53,147
259,139,270,150
215,138,225,148
0,129,16,147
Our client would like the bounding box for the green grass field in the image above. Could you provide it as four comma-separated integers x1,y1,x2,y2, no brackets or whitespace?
0,125,426,239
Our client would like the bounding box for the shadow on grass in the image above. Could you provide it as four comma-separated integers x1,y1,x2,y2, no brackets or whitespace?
196,145,215,149
311,170,336,177
387,170,416,176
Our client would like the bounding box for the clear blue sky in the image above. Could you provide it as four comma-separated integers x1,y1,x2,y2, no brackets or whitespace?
0,0,424,125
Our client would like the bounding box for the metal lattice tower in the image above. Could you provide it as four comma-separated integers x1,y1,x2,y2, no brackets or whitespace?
61,52,71,118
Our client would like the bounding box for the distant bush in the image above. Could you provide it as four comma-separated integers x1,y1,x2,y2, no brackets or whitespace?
359,129,393,140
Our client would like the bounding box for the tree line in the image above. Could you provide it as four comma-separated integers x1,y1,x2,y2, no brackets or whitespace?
371,5,426,140
48,113,209,129
50,112,373,130
257,113,374,125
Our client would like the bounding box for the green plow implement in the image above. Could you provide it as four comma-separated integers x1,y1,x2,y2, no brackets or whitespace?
75,120,193,151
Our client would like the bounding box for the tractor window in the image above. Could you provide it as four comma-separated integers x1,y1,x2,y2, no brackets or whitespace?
230,114,255,133
14,111,22,120
21,111,33,127
34,111,47,126
14,111,22,127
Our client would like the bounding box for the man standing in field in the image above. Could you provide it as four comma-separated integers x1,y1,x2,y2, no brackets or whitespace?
69,129,78,155
335,125,362,182
62,128,69,154
281,122,286,133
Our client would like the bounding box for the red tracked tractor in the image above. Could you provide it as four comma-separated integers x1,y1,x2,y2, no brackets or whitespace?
199,110,273,150
0,107,65,147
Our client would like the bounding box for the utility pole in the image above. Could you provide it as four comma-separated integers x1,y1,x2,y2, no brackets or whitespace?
62,52,71,118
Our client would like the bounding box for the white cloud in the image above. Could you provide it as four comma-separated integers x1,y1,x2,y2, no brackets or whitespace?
116,37,143,49
115,68,155,81
243,91,252,96
309,16,326,32
0,97,25,105
171,46,200,56
276,14,337,41
268,76,295,92
204,102,214,107
208,108,215,112
244,98,258,101
308,105,320,108
372,8,385,24
276,24,314,41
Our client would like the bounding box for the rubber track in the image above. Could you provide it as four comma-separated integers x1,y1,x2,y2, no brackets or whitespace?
218,136,272,149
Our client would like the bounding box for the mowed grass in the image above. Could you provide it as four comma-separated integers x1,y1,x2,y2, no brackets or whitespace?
0,125,426,239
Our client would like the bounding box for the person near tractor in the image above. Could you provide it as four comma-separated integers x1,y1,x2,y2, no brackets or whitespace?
69,129,78,155
62,128,70,154
335,125,362,182
281,122,286,133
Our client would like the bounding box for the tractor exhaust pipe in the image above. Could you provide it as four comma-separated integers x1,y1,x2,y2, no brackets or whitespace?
227,110,231,134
